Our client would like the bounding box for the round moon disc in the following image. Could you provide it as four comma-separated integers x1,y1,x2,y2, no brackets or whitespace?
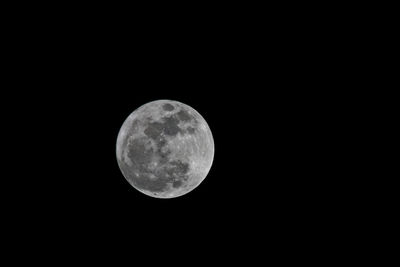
116,100,214,198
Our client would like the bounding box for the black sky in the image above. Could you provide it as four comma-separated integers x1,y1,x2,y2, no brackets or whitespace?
5,10,348,259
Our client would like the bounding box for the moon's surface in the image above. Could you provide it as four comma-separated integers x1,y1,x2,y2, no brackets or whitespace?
116,100,214,198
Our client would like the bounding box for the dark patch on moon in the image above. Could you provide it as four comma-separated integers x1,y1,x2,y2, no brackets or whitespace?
187,126,196,134
158,138,167,147
176,109,192,122
169,160,190,174
143,121,164,140
173,180,182,188
144,116,182,140
163,116,182,136
157,138,171,165
127,138,153,171
166,160,190,188
162,103,175,111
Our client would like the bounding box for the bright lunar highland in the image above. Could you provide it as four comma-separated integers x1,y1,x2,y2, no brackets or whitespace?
116,100,214,198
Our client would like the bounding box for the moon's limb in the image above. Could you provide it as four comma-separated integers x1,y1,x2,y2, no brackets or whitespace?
116,99,214,198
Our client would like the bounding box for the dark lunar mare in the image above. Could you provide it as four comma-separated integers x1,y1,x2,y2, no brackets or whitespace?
162,103,174,111
173,180,182,188
126,138,153,172
187,126,196,134
143,121,164,140
162,116,182,136
144,116,183,138
176,109,192,122
161,160,190,188
177,108,200,136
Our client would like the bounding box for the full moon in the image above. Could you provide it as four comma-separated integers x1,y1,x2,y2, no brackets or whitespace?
116,100,214,198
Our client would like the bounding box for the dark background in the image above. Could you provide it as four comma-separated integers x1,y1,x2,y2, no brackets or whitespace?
3,5,358,262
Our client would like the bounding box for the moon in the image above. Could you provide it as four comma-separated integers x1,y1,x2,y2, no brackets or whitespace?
116,100,214,198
